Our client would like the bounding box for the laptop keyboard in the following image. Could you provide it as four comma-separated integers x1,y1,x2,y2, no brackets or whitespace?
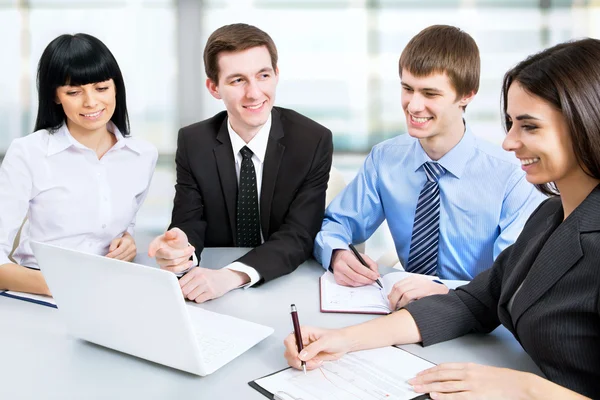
194,332,237,366
185,304,274,373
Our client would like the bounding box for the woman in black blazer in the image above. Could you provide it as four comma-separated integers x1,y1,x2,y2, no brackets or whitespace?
283,38,600,399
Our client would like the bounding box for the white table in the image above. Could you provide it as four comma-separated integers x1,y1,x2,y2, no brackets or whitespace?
0,249,541,399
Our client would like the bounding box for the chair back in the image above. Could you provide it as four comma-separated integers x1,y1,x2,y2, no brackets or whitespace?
326,166,347,207
325,167,365,253
9,218,26,264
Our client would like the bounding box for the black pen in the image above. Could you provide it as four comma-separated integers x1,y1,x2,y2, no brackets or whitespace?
290,304,306,374
348,243,383,289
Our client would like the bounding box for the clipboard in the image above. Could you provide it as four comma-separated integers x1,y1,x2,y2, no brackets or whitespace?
248,369,431,400
0,290,57,308
249,346,433,400
248,366,289,399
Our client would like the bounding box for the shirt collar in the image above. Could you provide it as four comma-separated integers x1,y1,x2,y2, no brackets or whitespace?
227,115,272,163
47,121,142,156
46,124,73,156
412,121,476,179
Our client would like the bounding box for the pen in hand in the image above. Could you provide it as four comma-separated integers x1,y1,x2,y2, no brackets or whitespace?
348,243,383,289
290,304,306,374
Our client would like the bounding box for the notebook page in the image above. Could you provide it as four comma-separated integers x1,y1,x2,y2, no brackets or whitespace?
1,290,57,307
380,271,440,296
320,272,389,313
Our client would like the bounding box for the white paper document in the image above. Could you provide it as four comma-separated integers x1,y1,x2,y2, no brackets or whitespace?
254,347,434,400
320,271,439,314
0,290,56,307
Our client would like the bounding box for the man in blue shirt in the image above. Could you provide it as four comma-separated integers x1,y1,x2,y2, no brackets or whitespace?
315,25,545,309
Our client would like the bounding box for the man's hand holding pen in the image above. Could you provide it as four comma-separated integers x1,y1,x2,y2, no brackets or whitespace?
330,248,381,288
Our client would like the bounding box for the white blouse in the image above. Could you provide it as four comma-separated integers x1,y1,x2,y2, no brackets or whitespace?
0,123,158,269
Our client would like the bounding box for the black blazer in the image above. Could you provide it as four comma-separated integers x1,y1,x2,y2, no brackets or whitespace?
169,107,333,283
405,186,600,398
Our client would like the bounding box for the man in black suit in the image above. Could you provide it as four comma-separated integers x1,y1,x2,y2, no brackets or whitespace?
149,23,333,302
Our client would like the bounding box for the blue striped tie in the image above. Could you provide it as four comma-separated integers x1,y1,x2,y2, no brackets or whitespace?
406,162,446,275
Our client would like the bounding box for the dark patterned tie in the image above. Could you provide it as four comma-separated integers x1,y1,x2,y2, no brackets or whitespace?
236,146,261,247
406,162,446,275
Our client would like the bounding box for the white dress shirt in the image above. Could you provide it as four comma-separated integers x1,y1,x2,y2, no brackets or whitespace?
191,116,271,288
0,122,158,269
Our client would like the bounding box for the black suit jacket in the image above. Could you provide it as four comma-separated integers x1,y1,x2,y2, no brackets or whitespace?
169,107,333,283
405,186,600,398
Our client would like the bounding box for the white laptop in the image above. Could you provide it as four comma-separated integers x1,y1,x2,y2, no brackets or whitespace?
31,241,273,376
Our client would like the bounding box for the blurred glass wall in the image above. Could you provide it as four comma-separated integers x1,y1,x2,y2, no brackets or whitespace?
0,0,597,239
1,0,596,153
1,0,178,154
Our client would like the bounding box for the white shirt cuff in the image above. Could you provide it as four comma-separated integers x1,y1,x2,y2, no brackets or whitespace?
174,243,198,278
191,244,199,266
224,262,261,289
322,239,350,270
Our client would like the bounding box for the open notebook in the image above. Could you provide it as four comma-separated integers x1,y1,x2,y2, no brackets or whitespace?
319,271,439,315
0,290,57,308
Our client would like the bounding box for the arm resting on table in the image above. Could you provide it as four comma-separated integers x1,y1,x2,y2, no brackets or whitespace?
0,263,50,296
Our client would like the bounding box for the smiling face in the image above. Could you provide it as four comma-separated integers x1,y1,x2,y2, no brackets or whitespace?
401,69,474,142
55,79,116,136
502,82,581,187
206,45,278,138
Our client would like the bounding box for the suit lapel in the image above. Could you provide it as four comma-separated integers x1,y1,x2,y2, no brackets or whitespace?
510,214,582,327
497,211,560,331
260,108,285,238
508,186,600,327
213,119,238,243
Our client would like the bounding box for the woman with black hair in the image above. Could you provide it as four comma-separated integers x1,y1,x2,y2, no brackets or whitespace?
0,33,157,296
284,37,600,399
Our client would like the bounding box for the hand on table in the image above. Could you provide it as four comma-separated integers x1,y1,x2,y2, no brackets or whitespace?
106,232,137,261
179,267,249,303
283,326,353,371
330,249,380,287
388,275,449,310
409,363,535,399
148,228,196,273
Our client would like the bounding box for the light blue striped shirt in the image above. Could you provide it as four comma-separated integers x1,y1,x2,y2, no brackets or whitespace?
315,126,546,280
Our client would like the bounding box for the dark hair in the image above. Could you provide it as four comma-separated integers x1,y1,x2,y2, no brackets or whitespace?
399,25,480,110
203,23,278,83
501,38,600,196
34,33,129,136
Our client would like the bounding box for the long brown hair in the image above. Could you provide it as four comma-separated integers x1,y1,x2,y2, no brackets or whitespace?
502,38,600,196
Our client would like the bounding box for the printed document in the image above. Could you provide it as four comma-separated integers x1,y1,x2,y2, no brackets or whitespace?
253,346,434,400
